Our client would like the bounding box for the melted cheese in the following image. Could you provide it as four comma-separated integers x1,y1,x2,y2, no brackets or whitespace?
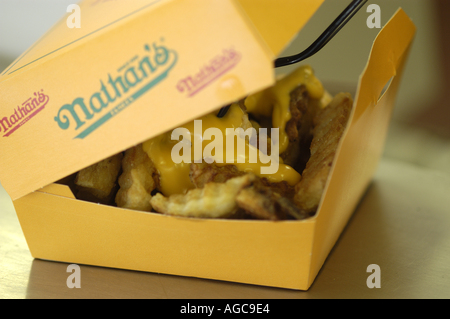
143,65,324,196
244,65,324,154
143,104,246,196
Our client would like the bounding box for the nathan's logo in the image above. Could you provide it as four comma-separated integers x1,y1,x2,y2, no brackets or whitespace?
1,90,49,137
54,41,177,139
176,48,241,97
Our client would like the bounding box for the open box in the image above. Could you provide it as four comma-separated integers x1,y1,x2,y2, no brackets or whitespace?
0,0,415,290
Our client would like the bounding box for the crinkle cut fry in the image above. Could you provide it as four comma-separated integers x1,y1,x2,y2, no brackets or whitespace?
294,92,353,215
150,174,255,218
115,144,158,211
190,162,296,201
189,162,300,220
284,85,325,173
151,173,305,220
282,85,315,171
235,178,308,220
75,152,123,205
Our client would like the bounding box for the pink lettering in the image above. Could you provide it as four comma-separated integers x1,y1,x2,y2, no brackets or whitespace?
0,117,11,133
1,89,49,137
176,48,241,97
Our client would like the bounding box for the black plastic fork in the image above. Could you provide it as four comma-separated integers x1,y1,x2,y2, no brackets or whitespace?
216,0,368,118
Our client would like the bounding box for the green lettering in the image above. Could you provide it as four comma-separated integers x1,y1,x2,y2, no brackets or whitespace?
89,92,109,113
54,97,93,130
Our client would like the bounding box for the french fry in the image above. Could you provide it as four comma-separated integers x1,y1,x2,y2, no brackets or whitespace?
74,153,123,204
150,174,255,218
115,144,158,211
294,92,353,214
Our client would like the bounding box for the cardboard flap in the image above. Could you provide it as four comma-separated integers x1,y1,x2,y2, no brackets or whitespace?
0,0,168,80
0,0,325,200
1,0,323,80
3,0,312,200
236,0,325,56
37,184,76,199
309,8,416,285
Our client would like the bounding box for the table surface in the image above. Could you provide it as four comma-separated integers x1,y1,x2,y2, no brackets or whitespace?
1,157,450,299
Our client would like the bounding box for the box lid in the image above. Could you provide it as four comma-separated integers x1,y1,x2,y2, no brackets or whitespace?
0,0,324,200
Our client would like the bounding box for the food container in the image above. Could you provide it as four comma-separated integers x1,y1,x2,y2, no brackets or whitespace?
0,0,415,290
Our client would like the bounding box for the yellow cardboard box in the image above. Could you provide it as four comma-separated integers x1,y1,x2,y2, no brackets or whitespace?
0,0,415,290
